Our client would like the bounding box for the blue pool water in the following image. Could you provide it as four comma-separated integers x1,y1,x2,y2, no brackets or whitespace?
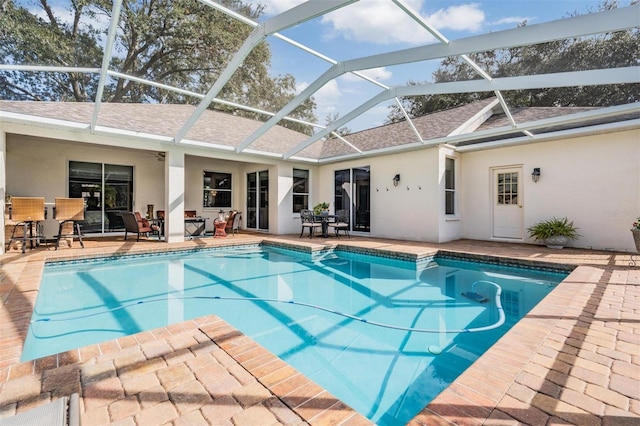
24,245,566,424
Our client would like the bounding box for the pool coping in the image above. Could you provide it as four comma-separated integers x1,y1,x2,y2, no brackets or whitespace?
1,236,638,425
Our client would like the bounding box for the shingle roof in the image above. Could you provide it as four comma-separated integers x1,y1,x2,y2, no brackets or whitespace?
1,100,636,160
0,101,316,158
316,97,499,158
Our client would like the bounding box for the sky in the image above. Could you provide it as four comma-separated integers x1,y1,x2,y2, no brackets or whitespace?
22,0,635,133
257,0,631,132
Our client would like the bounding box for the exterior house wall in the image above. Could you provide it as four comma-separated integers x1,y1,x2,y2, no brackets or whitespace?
317,149,443,241
437,145,464,243
461,129,640,252
6,134,165,238
3,122,638,253
185,155,242,233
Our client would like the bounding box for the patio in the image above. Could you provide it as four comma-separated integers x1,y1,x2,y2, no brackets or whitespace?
0,235,638,425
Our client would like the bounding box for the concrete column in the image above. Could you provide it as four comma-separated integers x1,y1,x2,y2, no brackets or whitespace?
164,149,185,243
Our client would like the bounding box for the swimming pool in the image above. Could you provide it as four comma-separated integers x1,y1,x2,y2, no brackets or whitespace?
24,245,566,424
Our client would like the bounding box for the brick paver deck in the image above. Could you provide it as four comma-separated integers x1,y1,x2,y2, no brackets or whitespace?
0,234,638,425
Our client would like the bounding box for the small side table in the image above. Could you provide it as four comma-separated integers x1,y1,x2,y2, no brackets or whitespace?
214,220,227,238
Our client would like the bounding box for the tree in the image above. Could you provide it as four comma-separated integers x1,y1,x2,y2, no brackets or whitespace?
0,0,317,134
386,0,639,122
324,112,351,137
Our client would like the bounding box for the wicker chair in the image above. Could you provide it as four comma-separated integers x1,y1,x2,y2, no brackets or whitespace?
6,196,48,253
53,197,85,250
228,211,242,236
122,212,160,241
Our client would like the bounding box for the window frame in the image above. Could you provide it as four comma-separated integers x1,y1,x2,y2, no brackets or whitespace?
203,171,232,209
445,157,456,215
292,168,309,213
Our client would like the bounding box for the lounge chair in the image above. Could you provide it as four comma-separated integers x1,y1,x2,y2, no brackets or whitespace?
0,393,79,426
122,212,160,241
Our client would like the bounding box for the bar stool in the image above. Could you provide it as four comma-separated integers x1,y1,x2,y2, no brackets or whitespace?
53,197,85,250
6,197,48,254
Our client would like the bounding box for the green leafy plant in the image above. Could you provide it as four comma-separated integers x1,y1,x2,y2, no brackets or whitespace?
527,217,581,241
632,217,640,230
313,202,330,215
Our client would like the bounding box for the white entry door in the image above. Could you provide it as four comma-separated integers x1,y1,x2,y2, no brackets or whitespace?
492,167,524,239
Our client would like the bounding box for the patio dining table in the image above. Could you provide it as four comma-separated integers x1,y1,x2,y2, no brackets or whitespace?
313,214,337,238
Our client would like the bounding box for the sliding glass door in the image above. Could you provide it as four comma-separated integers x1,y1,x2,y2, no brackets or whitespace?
246,170,269,230
334,166,370,233
69,161,133,233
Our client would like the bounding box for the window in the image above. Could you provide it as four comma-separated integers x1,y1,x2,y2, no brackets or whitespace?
292,169,309,213
445,157,455,215
497,172,518,205
203,171,231,208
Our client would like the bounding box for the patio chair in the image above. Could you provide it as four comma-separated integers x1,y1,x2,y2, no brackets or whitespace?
328,209,350,238
53,197,85,250
224,210,238,234
299,209,322,238
122,212,160,241
229,211,242,236
6,196,48,253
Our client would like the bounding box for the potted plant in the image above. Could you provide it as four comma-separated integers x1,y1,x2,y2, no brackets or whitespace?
527,217,580,249
631,217,640,253
313,202,330,216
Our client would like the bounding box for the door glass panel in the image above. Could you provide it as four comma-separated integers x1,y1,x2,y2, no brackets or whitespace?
104,164,133,232
69,161,103,233
496,172,518,205
334,169,351,225
353,167,370,232
246,172,257,229
259,171,269,230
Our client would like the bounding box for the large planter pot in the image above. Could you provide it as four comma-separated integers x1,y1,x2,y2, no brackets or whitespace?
631,229,640,253
543,235,569,249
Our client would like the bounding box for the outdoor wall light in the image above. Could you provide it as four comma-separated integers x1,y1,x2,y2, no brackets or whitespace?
531,168,541,183
393,174,401,187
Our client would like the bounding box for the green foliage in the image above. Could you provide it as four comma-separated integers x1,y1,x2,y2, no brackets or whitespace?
386,1,639,123
0,0,316,134
527,217,581,241
312,202,330,215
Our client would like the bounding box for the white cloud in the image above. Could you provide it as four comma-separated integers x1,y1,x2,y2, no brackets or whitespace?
298,80,343,122
321,1,485,45
490,16,532,26
315,80,342,106
341,67,393,83
427,4,485,32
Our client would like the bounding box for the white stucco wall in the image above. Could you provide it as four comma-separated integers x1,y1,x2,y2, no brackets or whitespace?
6,134,165,238
461,129,640,252
317,148,446,241
185,155,243,233
4,125,638,252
